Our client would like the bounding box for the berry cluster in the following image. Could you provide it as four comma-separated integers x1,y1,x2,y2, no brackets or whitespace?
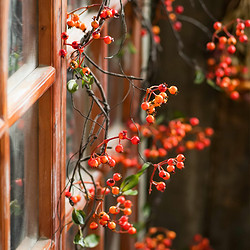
135,227,176,250
88,130,140,168
189,234,214,250
206,19,250,100
141,84,178,124
59,5,117,75
164,0,184,32
89,173,136,234
149,154,185,193
128,118,213,158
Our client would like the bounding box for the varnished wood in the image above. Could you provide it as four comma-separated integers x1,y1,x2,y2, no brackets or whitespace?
39,0,52,66
0,0,9,121
38,88,53,238
0,133,10,250
7,66,55,128
0,1,11,249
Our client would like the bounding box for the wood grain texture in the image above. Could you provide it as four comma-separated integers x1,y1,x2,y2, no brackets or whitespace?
0,133,10,250
7,66,55,127
0,0,9,120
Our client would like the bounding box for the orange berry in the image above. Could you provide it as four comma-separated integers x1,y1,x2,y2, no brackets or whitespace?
80,23,86,31
141,101,150,110
108,221,116,230
89,222,98,230
168,86,178,95
155,95,164,104
71,14,79,21
112,186,120,195
146,115,155,124
67,20,75,27
124,208,132,215
109,206,120,214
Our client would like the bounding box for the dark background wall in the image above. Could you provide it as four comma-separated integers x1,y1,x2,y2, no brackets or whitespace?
148,0,250,249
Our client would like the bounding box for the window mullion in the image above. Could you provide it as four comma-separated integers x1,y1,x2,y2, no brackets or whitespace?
0,1,11,249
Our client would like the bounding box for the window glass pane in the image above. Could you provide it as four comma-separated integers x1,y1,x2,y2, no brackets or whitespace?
9,103,39,249
8,0,38,90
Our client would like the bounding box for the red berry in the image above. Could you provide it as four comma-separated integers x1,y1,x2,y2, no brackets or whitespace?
61,32,69,40
131,136,140,145
121,222,131,230
146,115,155,124
155,95,164,104
213,22,222,30
189,117,199,126
90,222,98,230
100,10,108,19
230,91,240,100
206,42,215,51
219,36,227,44
159,170,170,180
227,45,236,54
173,21,182,31
108,221,116,230
101,188,110,195
236,22,245,30
117,195,125,204
175,5,184,14
108,158,116,167
103,36,113,44
88,158,99,167
65,190,71,198
71,41,79,49
106,178,115,186
124,200,132,208
128,227,137,234
92,31,100,39
100,155,108,164
176,154,185,162
167,165,175,172
245,20,250,27
99,212,110,221
239,34,248,43
158,83,167,92
113,173,122,181
89,222,98,230
158,148,167,157
115,144,124,153
156,182,166,192
141,102,150,110
167,158,175,165
176,161,184,169
70,196,78,204
59,49,67,58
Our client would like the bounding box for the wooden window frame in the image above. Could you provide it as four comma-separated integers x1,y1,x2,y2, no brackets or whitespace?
0,0,67,249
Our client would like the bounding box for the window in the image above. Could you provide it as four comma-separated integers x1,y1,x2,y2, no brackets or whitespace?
0,0,66,249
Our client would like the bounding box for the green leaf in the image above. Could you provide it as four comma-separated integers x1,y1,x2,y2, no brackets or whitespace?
155,115,165,125
122,189,138,196
73,232,85,247
10,199,22,216
72,208,85,225
206,79,221,91
84,234,100,248
137,162,151,177
142,203,151,218
120,174,139,192
128,41,137,54
67,79,79,93
194,70,205,84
